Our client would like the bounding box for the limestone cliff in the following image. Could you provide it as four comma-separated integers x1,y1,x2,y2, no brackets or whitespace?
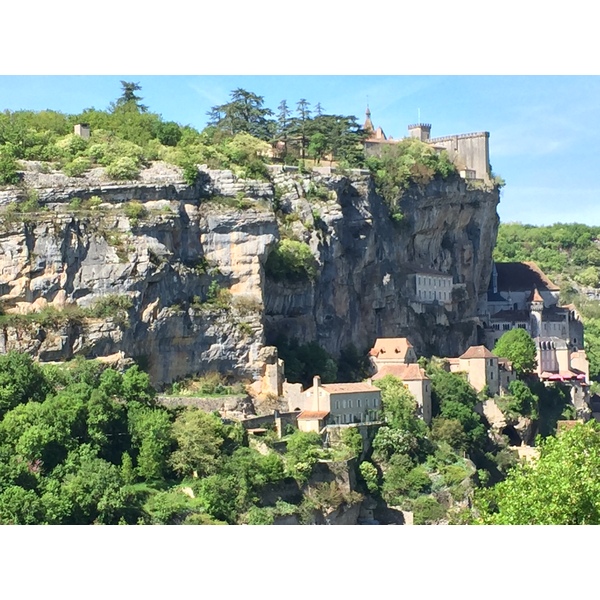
0,161,499,385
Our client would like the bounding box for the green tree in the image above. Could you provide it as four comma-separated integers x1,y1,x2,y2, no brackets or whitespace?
493,328,537,376
169,408,225,478
265,239,317,284
292,99,311,159
113,81,148,113
307,132,328,165
477,421,600,524
0,146,20,185
373,375,422,431
0,352,49,418
128,407,173,482
207,89,274,141
0,486,45,524
284,430,324,483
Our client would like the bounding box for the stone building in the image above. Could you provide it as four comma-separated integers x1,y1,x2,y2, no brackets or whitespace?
296,376,382,430
368,337,432,423
369,337,418,368
409,268,454,305
73,123,90,140
362,108,491,182
481,261,584,351
447,345,515,396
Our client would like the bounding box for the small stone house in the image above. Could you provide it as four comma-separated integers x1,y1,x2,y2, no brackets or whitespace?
448,345,507,396
298,376,382,427
297,410,330,434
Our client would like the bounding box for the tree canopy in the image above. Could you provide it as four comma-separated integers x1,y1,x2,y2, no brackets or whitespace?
493,328,537,376
477,421,600,524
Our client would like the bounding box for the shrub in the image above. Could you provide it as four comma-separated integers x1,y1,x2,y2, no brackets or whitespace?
55,133,88,158
412,496,446,525
340,427,363,458
88,294,133,326
63,156,91,177
359,461,380,494
181,161,199,185
0,150,20,185
105,156,140,180
123,201,147,225
265,239,317,283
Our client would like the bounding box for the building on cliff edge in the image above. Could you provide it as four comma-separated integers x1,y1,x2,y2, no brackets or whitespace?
362,107,491,183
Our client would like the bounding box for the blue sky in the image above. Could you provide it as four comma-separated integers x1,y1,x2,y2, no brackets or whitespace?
2,75,598,226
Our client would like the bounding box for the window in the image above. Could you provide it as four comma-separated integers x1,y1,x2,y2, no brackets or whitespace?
348,399,352,409
357,399,361,408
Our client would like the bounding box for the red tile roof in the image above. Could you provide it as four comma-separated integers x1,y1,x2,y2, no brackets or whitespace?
369,337,414,359
528,288,544,303
459,345,497,360
372,363,429,381
320,382,380,394
298,410,330,420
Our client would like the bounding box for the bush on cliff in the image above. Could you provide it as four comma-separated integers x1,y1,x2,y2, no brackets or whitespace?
366,138,457,219
265,239,317,283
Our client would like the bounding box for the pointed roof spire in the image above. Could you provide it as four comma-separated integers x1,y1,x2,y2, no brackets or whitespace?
528,287,544,303
363,105,374,133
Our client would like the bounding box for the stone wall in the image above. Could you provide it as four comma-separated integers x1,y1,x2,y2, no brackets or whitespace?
428,132,490,182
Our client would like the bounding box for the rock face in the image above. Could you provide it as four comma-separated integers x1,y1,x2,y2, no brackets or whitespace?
0,162,499,386
263,169,499,358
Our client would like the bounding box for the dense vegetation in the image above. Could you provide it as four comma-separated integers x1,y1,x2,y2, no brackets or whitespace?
494,222,600,283
0,81,471,233
0,82,373,188
366,140,458,222
0,351,351,525
476,421,600,524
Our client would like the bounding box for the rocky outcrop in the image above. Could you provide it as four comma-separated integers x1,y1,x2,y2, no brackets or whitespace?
0,161,499,386
264,169,499,358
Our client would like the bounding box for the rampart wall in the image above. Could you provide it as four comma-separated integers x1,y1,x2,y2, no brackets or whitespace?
428,132,490,181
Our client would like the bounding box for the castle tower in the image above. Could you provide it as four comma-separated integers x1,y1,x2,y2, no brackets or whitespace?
529,288,544,338
408,123,431,142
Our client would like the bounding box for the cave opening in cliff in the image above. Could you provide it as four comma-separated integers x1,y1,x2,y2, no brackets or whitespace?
501,426,522,447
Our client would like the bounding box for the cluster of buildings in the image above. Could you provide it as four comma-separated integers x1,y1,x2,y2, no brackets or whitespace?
259,111,593,432
274,259,591,435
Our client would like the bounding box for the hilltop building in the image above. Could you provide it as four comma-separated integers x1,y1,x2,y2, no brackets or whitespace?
362,108,491,182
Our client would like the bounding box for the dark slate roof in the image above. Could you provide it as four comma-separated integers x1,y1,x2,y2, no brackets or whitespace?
495,262,560,292
490,309,530,322
487,290,507,302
